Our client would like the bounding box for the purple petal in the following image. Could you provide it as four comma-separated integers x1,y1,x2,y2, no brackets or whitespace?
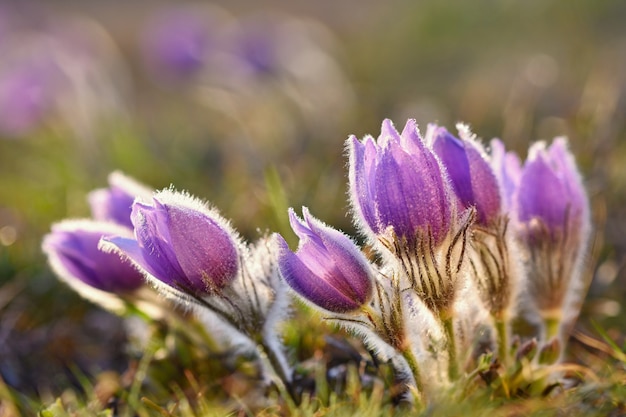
517,149,569,230
43,223,144,293
276,234,363,313
88,172,153,228
164,201,239,290
490,139,522,211
302,208,372,305
433,127,501,225
375,139,450,244
465,143,501,224
432,128,472,207
131,200,187,284
348,135,380,234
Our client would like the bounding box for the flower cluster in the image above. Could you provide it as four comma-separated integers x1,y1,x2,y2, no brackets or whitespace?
43,118,590,404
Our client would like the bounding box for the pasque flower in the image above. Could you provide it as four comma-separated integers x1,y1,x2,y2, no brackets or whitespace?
428,124,501,226
88,171,153,229
348,119,452,247
516,138,590,341
517,138,588,243
348,119,477,382
142,7,217,81
43,220,144,294
102,189,240,296
276,207,373,313
490,139,522,212
428,126,524,364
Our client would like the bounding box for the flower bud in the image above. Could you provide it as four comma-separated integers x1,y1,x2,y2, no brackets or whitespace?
348,119,452,247
276,207,373,313
88,171,153,229
516,138,590,318
515,138,590,361
517,138,588,243
42,220,144,294
102,189,240,296
428,124,501,226
489,139,522,212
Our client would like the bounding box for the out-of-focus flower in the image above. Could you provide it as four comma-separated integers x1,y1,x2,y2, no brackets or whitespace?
516,138,590,333
348,119,453,247
0,13,129,140
276,208,373,314
102,189,240,296
88,171,153,229
0,59,58,137
230,19,279,76
142,7,220,82
517,139,588,243
428,124,501,226
490,139,522,212
42,220,144,294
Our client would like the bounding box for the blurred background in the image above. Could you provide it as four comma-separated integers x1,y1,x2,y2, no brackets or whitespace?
0,0,625,408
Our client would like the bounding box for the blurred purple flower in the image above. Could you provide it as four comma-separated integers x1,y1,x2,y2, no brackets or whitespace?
276,207,373,313
102,190,240,296
42,220,144,294
234,21,279,75
348,119,452,246
0,61,56,137
88,171,153,229
490,139,522,212
429,125,501,226
142,9,214,80
517,138,588,241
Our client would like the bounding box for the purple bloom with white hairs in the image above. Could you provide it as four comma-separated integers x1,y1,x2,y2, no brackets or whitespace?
102,189,240,296
42,220,144,294
517,138,588,242
88,172,153,229
516,137,590,342
429,125,501,226
276,207,373,313
348,119,452,247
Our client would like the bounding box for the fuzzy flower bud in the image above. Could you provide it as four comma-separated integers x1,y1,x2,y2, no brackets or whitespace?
428,124,501,226
43,220,144,294
276,207,373,313
348,119,452,247
490,139,522,212
102,189,240,296
88,171,153,229
516,138,590,334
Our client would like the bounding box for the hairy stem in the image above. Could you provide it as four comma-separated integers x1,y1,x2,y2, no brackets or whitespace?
257,339,296,405
442,315,459,381
494,315,509,367
400,346,424,394
543,316,560,342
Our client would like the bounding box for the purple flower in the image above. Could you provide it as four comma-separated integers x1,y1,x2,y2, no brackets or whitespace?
234,19,279,75
348,119,452,246
428,124,501,226
490,139,522,212
42,220,144,294
517,138,588,241
88,172,153,229
102,190,240,296
142,8,215,81
0,61,56,137
276,207,373,313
